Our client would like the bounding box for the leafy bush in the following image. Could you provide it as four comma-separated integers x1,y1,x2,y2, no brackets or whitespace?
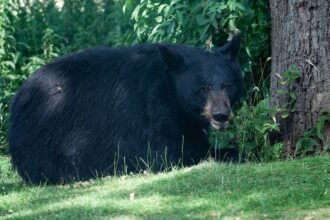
0,0,21,150
210,98,283,162
295,115,330,157
129,0,271,99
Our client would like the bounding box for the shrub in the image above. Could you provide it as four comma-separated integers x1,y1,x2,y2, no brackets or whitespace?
210,98,283,162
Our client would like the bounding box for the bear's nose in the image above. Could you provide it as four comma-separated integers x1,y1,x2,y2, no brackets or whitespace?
212,112,229,122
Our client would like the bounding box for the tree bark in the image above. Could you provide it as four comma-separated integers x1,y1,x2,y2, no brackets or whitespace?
270,0,330,155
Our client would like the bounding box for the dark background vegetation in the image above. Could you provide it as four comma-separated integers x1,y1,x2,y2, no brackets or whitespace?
0,0,280,161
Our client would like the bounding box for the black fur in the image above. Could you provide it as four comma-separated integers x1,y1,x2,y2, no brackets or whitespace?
9,39,243,184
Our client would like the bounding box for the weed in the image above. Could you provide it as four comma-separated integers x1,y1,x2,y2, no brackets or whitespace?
295,114,330,157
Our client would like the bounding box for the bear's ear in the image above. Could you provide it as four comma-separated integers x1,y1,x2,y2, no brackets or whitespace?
217,33,240,59
158,45,185,71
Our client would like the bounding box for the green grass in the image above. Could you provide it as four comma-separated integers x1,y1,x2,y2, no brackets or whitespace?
0,156,329,219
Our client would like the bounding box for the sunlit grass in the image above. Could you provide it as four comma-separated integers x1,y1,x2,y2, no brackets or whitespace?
0,155,329,219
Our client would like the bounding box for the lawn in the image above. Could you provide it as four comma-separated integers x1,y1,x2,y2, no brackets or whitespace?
0,155,329,219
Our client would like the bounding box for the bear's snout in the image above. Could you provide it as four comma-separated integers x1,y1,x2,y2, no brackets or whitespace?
212,112,230,123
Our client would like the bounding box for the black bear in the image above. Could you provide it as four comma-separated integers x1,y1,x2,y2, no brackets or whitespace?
8,34,243,184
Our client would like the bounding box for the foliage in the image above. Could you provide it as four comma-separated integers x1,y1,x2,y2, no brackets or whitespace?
295,115,330,157
0,0,277,161
0,0,21,150
276,65,302,119
272,64,330,157
210,97,283,162
130,0,271,99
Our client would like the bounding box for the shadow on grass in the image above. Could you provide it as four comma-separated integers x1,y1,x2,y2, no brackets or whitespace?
2,157,330,219
0,182,25,195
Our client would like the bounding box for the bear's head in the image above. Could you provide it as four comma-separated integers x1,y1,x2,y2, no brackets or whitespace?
159,34,243,130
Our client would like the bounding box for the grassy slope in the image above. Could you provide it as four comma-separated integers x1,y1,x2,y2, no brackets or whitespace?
0,156,329,220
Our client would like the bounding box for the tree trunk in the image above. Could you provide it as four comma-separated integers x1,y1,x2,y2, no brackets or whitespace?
270,0,330,155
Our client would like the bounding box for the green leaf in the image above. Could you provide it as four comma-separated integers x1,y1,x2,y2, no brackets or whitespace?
288,92,297,100
200,24,210,40
164,5,173,17
281,112,289,119
176,11,183,24
3,61,15,70
158,4,167,14
141,9,149,18
277,89,288,95
234,2,246,11
315,115,330,141
155,16,163,23
131,5,141,20
196,14,209,25
245,47,252,58
5,74,18,80
149,25,160,39
167,21,175,35
280,80,287,86
211,19,218,29
191,2,202,13
228,19,236,30
170,0,181,6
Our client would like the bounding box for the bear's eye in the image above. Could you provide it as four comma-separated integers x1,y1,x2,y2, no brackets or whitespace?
199,84,212,93
224,82,232,89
